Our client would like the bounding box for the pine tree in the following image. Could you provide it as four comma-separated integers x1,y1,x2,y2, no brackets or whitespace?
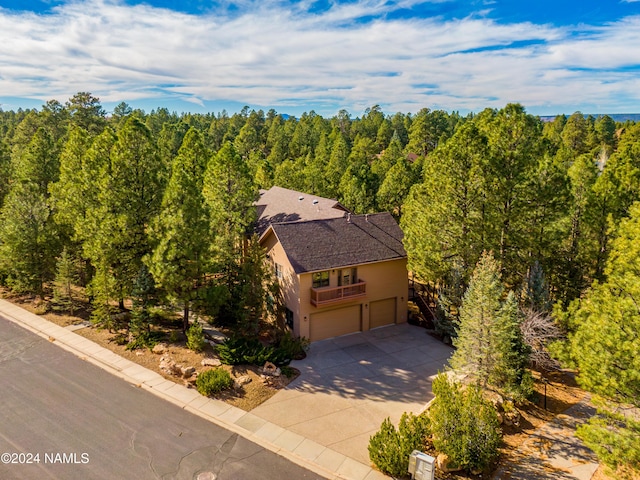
202,141,257,328
401,121,488,284
148,128,210,332
450,252,505,387
0,127,61,295
565,202,640,476
53,247,80,313
85,117,163,314
451,252,530,395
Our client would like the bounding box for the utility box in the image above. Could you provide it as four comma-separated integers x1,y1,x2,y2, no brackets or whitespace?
408,450,435,480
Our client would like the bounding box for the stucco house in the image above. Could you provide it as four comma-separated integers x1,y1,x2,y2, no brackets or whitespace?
256,186,408,342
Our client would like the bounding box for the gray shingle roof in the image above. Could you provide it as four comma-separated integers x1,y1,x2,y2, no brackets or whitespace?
269,213,406,274
255,186,349,235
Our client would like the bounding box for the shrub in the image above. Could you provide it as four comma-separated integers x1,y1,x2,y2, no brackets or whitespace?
126,330,163,351
196,368,233,396
186,322,206,352
368,413,430,477
275,331,310,361
217,336,271,365
217,335,302,366
429,374,501,473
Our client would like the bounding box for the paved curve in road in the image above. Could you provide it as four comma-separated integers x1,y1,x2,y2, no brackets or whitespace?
0,317,324,480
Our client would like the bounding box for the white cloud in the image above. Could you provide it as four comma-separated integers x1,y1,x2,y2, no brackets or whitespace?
0,0,638,115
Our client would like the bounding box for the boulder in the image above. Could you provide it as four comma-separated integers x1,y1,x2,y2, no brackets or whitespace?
159,356,176,373
262,362,281,377
234,376,252,389
184,374,198,387
201,358,222,367
181,366,196,378
152,343,167,354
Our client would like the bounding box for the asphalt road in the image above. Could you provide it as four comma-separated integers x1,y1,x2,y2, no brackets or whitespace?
0,317,325,480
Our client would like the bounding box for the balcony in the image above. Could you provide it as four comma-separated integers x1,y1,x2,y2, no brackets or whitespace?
310,280,366,307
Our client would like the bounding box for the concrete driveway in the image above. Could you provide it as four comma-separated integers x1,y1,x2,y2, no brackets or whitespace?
251,323,453,466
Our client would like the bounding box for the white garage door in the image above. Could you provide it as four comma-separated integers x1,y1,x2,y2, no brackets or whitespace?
369,297,397,329
310,305,362,342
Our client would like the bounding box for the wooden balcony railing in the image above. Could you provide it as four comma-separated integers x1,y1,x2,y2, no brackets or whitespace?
310,280,366,306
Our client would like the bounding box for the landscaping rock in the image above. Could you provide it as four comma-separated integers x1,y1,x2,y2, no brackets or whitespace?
184,374,198,387
181,366,196,378
152,343,167,354
201,358,221,367
234,376,252,389
262,361,281,377
204,331,227,344
159,356,176,373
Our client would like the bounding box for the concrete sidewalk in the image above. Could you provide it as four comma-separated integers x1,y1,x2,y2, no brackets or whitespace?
493,396,599,480
0,299,387,480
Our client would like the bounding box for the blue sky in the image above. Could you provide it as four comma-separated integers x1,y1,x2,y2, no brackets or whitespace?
0,0,639,117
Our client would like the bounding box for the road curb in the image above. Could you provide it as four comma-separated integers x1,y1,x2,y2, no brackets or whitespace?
0,299,384,480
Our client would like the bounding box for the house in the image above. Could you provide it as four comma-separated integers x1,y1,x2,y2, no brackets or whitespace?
257,186,408,342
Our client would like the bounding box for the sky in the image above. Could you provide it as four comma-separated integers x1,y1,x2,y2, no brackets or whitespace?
0,0,639,117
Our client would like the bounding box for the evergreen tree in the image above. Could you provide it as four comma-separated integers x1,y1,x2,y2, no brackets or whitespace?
148,128,210,332
429,374,501,473
324,133,350,198
65,92,106,135
402,122,488,284
0,184,59,295
565,202,640,476
376,156,415,217
338,136,378,213
86,117,163,313
0,126,61,295
202,141,257,327
477,104,544,287
451,252,530,394
53,247,80,313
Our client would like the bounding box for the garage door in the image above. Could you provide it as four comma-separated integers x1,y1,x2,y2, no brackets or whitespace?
310,305,362,342
369,298,397,329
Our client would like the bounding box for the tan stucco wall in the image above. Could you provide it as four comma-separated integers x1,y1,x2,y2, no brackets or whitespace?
261,229,409,341
261,231,302,337
297,258,408,339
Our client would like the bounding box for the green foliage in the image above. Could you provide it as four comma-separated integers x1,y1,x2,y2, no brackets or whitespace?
147,127,210,332
52,247,80,313
451,252,531,396
576,407,640,479
559,203,640,476
368,413,431,477
125,328,162,351
196,368,234,396
186,321,206,352
430,374,501,473
275,331,309,361
216,334,298,366
0,183,59,295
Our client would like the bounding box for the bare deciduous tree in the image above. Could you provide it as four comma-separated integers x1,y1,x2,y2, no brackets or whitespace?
520,308,563,371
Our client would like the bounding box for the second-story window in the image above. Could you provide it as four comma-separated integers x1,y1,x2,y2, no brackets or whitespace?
312,270,330,288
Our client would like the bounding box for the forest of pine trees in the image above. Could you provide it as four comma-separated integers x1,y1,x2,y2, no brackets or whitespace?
1,93,638,474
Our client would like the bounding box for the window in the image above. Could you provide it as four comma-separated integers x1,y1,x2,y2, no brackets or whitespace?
338,267,358,286
275,263,283,279
285,308,294,329
312,270,330,288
